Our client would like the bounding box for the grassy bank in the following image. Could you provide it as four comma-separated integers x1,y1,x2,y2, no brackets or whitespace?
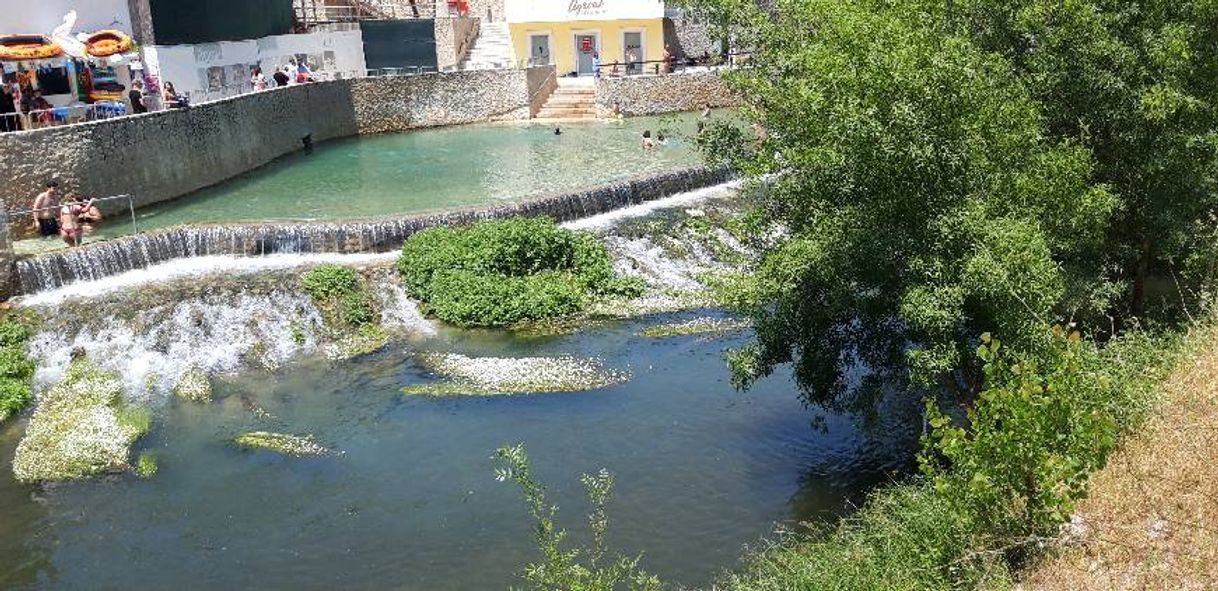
1022,324,1218,588
716,323,1192,590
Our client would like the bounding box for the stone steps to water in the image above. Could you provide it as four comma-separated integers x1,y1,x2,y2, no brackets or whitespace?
462,23,511,71
16,167,731,295
535,82,598,119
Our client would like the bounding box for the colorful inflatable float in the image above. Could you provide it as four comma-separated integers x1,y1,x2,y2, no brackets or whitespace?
0,34,63,61
83,30,133,58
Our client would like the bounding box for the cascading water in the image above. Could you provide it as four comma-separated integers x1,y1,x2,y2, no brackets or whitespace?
17,180,747,400
16,167,730,294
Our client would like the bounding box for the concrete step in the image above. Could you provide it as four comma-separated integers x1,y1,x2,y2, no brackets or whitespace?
544,98,596,108
536,105,597,115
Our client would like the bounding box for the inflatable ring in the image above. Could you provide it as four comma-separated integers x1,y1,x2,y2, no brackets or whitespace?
84,30,133,58
0,35,63,61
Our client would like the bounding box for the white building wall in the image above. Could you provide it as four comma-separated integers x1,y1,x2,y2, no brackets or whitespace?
5,0,133,35
145,29,367,98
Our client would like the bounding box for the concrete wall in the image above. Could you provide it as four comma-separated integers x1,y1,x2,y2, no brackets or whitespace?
1,81,358,217
526,65,558,117
0,69,548,226
596,70,738,116
663,14,719,60
434,16,480,71
349,68,535,134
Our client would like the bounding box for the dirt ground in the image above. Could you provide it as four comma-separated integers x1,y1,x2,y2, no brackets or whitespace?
1021,328,1218,590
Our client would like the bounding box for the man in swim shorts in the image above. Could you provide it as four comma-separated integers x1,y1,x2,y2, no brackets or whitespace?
30,180,60,237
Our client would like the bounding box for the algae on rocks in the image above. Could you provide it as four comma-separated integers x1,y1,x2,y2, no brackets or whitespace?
403,353,630,396
12,360,151,483
232,431,333,456
173,367,213,403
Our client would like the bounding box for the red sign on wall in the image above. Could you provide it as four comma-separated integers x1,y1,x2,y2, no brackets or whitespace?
580,36,593,52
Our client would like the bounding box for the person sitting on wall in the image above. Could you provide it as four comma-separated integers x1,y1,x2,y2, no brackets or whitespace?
30,180,60,238
274,67,290,88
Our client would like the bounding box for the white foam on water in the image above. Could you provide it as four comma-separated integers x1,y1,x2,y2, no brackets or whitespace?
19,252,400,307
372,283,438,337
27,292,324,400
562,181,741,231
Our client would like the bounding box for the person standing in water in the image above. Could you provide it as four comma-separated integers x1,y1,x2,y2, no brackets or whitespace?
58,195,92,247
642,130,656,151
30,180,61,237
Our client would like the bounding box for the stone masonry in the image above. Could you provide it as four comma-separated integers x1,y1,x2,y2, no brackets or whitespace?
595,70,740,117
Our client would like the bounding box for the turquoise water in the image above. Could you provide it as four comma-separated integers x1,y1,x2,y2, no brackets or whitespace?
0,315,919,589
115,114,702,234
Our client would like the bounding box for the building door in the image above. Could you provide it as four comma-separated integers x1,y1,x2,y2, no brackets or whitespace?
574,33,598,75
529,34,551,66
623,31,643,75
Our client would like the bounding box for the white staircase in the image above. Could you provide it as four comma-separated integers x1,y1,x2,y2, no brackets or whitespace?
461,22,511,70
534,78,597,119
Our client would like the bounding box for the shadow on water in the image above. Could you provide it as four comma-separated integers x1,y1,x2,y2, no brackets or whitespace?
0,311,923,590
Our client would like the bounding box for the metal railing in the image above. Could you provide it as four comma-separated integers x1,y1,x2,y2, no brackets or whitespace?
1,102,129,131
294,0,433,25
519,51,752,77
6,194,138,245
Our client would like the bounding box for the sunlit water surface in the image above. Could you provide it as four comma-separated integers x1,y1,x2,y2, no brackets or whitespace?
0,316,919,589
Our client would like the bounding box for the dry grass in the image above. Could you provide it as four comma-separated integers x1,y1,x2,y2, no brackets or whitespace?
1022,326,1218,590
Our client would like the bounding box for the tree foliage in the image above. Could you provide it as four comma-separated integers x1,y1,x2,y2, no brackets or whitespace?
698,0,1217,407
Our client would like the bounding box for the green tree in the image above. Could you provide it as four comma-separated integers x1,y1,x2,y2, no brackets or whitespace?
957,0,1218,319
709,0,1115,405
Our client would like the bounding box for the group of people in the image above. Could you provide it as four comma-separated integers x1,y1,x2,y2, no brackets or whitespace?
29,180,104,247
251,60,315,92
1,82,56,133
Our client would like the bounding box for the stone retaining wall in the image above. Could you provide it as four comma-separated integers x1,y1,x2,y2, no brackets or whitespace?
434,16,480,71
15,166,730,295
0,68,552,227
595,70,739,117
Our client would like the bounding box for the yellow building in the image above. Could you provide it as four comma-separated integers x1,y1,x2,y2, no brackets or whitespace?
505,0,666,76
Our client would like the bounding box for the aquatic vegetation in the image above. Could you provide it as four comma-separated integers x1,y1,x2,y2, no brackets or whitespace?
300,264,377,329
638,317,752,338
0,318,35,422
135,452,158,479
172,367,212,403
323,325,389,360
12,360,150,482
405,353,629,395
398,218,643,327
232,431,332,456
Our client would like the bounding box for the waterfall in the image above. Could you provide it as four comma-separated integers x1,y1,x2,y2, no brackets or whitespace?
17,167,731,295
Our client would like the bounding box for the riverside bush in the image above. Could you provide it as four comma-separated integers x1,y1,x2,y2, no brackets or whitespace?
300,264,375,328
398,218,643,327
719,325,1180,590
0,319,35,421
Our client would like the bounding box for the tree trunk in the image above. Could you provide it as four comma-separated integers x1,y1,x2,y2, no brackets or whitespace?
1131,237,1151,318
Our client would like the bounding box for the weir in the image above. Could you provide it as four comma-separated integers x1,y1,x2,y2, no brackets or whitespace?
15,167,730,295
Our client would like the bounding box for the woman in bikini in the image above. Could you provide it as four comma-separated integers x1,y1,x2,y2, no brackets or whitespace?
58,195,93,246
